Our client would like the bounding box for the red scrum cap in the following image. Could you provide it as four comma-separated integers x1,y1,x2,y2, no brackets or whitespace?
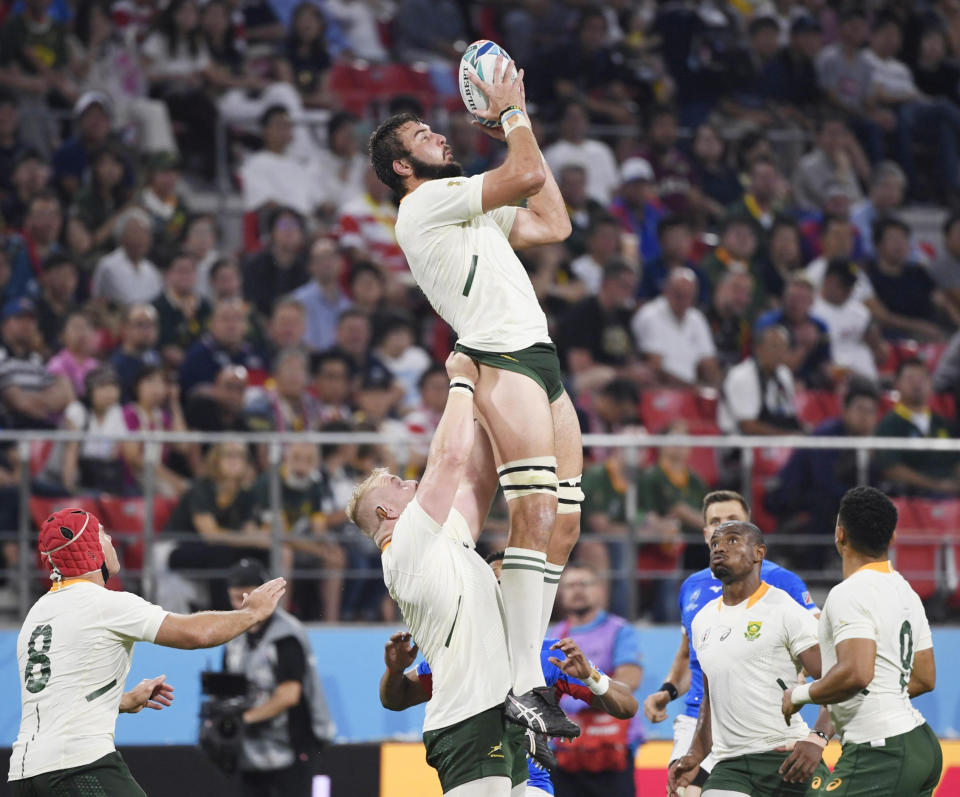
38,508,105,581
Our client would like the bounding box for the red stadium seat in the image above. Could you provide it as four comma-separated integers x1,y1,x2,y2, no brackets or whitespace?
750,478,778,534
640,389,699,432
794,389,841,429
98,496,180,572
369,63,436,111
29,496,102,532
931,393,956,421
685,418,720,487
890,498,952,600
754,446,793,477
329,61,376,116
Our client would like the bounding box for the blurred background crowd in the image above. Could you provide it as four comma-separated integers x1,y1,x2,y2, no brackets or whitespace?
2,0,960,623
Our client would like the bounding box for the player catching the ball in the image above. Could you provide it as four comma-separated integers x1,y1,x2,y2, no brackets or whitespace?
369,51,581,736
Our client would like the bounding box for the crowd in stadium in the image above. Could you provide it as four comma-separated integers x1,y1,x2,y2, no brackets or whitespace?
2,0,960,621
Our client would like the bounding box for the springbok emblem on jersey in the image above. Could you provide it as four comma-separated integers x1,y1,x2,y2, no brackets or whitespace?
744,620,763,641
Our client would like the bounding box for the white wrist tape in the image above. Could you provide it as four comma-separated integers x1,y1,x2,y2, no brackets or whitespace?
805,732,828,750
587,670,610,696
501,109,531,137
791,683,812,707
449,377,475,397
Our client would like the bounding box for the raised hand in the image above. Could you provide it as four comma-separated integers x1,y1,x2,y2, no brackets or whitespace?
241,577,287,622
467,55,525,124
121,674,175,714
384,631,419,674
547,638,593,680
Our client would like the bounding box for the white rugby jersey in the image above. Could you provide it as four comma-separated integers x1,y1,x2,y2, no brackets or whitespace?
691,582,819,760
395,174,551,353
9,580,168,780
381,499,511,732
819,561,931,743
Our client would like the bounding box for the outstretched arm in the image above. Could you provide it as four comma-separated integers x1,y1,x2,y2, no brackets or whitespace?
548,638,639,719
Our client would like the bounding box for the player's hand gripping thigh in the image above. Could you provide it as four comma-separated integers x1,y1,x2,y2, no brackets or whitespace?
474,365,557,552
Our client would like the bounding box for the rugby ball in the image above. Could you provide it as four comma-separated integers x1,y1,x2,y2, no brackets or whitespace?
459,39,519,128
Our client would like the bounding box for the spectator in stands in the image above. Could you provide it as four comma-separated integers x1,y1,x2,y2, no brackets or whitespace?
313,112,366,213
241,105,322,218
247,347,322,433
252,441,345,622
121,364,189,496
109,303,161,402
139,152,190,265
208,256,244,303
726,157,785,259
930,212,960,328
609,158,663,267
700,215,765,318
580,378,640,456
721,15,781,130
34,253,78,351
166,441,263,610
570,215,625,296
850,161,908,261
544,101,620,205
263,298,307,364
52,104,104,189
707,267,754,370
153,251,211,370
767,378,880,566
402,364,446,468
72,144,130,254
242,207,308,319
352,368,404,448
180,297,265,396
718,324,800,434
641,419,710,574
804,213,868,295
792,115,867,211
72,1,178,157
142,0,218,180
337,166,407,276
46,311,98,396
292,237,352,352
393,0,467,67
762,216,805,301
312,350,354,424
866,12,960,203
760,14,823,125
0,90,27,200
2,150,49,230
813,258,886,383
558,163,605,257
636,104,696,215
876,358,960,495
638,215,709,305
183,364,253,439
755,275,832,388
0,297,73,428
632,268,720,388
689,121,743,223
58,365,127,495
913,27,960,107
816,4,884,163
184,214,222,300
866,218,943,340
331,307,375,377
373,311,430,410
91,207,162,306
18,191,63,275
556,262,642,391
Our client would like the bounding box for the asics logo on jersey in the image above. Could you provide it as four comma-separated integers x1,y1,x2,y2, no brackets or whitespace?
744,621,763,641
719,626,732,641
488,742,504,759
826,778,842,791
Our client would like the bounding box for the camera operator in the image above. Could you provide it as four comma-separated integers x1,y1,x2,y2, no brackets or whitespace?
223,559,335,797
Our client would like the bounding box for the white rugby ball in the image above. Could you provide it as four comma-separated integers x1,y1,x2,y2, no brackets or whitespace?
459,39,518,128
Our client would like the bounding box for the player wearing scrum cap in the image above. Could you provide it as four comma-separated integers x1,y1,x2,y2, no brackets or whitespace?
369,51,582,734
781,487,942,796
9,507,286,797
669,521,831,797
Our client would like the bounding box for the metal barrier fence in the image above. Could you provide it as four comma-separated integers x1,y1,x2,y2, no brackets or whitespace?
2,429,958,622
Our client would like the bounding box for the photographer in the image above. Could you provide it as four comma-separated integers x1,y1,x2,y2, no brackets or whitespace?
222,559,335,797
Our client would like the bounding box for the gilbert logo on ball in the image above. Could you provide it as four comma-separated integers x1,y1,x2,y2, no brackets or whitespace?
459,39,518,128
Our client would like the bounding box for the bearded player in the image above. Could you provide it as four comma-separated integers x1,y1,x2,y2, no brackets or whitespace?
9,508,286,796
369,54,581,731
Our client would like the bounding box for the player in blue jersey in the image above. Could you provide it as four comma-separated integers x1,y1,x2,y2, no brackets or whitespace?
380,553,639,797
642,490,818,797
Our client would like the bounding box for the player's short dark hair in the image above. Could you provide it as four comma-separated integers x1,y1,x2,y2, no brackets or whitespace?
369,112,421,197
837,486,898,555
714,520,765,547
485,550,505,565
703,490,750,521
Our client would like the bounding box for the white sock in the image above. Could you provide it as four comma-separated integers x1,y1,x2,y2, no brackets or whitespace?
540,562,564,640
500,546,547,695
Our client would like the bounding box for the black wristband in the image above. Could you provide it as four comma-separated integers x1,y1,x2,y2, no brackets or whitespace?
499,105,522,122
659,681,679,701
811,729,829,742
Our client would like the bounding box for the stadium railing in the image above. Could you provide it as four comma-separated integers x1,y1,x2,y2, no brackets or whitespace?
2,430,960,621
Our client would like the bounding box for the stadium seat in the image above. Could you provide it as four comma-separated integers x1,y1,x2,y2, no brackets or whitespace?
640,389,699,432
369,63,436,111
794,389,841,429
98,496,180,572
753,446,793,477
931,393,956,421
684,418,720,487
890,498,951,600
28,496,102,532
329,61,376,116
750,478,778,534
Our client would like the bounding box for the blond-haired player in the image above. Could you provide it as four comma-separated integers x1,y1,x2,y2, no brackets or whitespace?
368,53,582,727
